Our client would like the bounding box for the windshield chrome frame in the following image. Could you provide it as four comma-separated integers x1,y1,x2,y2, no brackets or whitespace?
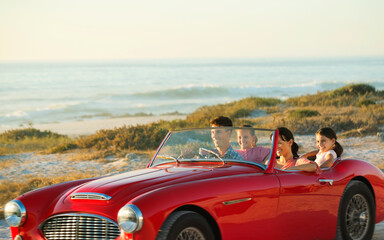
148,131,172,167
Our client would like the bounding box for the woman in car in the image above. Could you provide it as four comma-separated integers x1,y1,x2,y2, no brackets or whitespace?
274,127,319,172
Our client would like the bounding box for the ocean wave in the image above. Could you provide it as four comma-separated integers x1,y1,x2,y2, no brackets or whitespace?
133,85,231,99
4,110,28,118
35,102,83,111
114,84,325,100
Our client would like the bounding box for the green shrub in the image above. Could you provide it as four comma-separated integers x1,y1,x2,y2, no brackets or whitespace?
331,83,375,97
0,128,65,141
231,108,252,119
357,99,376,107
49,143,78,154
75,123,168,151
289,109,321,119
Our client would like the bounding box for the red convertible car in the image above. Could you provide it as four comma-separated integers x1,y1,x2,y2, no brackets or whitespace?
4,127,384,240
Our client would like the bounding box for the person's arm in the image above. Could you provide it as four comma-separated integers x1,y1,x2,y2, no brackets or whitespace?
287,163,317,172
300,150,318,159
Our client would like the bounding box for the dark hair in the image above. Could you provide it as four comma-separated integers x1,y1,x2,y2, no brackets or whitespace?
277,127,299,158
316,127,343,157
210,116,233,127
240,124,255,136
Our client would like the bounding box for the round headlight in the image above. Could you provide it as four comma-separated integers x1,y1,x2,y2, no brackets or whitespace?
4,200,27,227
117,204,143,233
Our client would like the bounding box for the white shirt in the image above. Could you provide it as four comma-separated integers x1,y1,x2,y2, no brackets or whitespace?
315,149,337,167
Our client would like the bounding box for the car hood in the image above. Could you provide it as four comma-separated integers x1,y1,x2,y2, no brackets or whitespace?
70,166,210,200
64,164,260,205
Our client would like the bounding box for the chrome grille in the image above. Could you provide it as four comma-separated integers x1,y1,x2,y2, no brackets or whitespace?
41,214,120,240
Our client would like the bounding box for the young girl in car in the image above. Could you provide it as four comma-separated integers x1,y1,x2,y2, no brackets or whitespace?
302,127,344,168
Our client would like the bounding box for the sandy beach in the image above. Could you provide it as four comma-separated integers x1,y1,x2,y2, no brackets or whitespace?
0,116,383,239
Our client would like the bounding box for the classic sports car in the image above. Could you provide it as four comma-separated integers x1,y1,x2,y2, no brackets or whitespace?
4,127,384,240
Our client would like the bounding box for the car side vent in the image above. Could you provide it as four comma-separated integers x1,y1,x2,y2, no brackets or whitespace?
70,192,111,200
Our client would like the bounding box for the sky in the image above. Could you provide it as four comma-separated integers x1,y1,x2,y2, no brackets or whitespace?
0,0,383,61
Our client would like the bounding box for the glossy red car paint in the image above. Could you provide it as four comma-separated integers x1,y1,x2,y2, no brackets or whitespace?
6,128,384,240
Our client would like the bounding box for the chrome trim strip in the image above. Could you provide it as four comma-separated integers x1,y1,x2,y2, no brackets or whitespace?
70,192,112,200
222,197,252,205
319,179,334,186
150,131,172,167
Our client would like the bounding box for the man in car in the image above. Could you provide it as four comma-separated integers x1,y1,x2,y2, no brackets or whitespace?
204,116,244,160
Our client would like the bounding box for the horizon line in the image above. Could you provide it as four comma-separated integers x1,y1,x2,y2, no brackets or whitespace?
1,54,384,64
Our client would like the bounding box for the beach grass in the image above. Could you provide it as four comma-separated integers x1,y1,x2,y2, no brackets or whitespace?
0,128,72,155
45,123,169,156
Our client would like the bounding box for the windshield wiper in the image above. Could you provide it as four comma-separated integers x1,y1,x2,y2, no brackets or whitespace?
157,155,180,165
200,148,225,165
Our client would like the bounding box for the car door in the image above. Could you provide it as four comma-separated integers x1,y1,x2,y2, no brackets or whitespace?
274,169,340,240
213,172,281,240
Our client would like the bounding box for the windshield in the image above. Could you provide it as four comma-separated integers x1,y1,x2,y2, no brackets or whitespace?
151,128,275,168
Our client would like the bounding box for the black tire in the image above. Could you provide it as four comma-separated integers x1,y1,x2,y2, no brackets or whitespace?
156,211,215,240
336,180,375,240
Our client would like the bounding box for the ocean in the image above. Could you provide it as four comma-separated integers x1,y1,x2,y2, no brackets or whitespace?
1,56,383,130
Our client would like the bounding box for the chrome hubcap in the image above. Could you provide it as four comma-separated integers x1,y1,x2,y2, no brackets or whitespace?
359,212,367,224
177,227,205,240
346,194,369,240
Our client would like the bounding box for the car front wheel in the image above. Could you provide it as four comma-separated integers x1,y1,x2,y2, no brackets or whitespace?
336,180,375,240
156,211,215,240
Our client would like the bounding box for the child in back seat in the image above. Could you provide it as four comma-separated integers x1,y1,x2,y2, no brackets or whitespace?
301,127,343,168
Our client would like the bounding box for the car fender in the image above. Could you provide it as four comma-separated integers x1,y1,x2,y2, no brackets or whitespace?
9,177,100,238
333,159,384,222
